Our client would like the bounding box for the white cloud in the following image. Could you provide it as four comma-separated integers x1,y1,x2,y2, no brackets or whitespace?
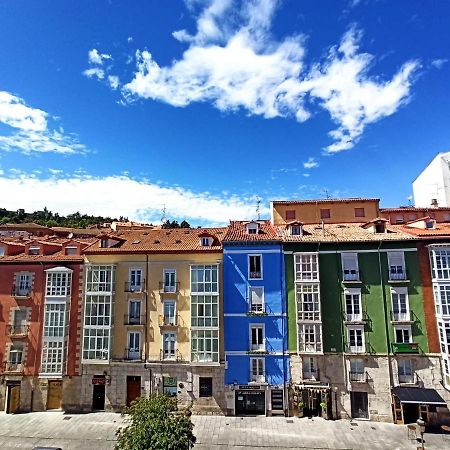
431,58,448,69
90,0,418,153
0,172,266,225
0,90,87,154
303,157,319,169
83,67,105,80
88,48,112,65
108,75,120,90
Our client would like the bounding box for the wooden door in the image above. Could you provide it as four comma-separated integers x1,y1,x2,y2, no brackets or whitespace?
47,381,63,410
7,385,20,414
126,376,141,406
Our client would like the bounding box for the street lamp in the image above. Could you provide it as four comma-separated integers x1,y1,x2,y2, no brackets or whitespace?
416,416,425,450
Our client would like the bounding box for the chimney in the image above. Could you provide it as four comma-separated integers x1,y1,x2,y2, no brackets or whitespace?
431,198,439,207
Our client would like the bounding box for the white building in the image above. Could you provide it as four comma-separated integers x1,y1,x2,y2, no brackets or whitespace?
413,151,450,207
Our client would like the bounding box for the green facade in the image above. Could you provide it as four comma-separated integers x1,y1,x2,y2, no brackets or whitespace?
285,241,429,355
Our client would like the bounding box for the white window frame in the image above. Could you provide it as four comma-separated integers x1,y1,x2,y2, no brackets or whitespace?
40,341,64,375
65,246,77,255
163,300,177,325
302,357,318,380
345,288,362,322
298,323,322,353
347,326,365,353
391,287,410,321
45,271,72,297
398,359,414,383
250,357,265,383
191,295,218,327
246,223,259,235
430,248,450,281
295,253,319,282
435,284,450,316
191,329,219,363
349,358,365,381
43,303,66,337
16,273,31,296
162,332,176,360
164,268,177,292
85,265,115,293
341,252,359,281
248,254,263,280
290,225,302,236
249,324,265,351
388,252,406,280
129,268,143,292
394,325,412,344
128,299,142,324
8,345,23,368
296,284,320,321
128,331,141,360
190,265,219,294
200,237,211,246
248,286,265,313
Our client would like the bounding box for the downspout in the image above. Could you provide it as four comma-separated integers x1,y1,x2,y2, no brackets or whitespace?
280,242,288,416
336,249,346,419
145,254,151,395
378,241,394,388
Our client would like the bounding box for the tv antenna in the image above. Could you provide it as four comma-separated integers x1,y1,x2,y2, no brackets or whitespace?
161,204,167,223
256,198,261,220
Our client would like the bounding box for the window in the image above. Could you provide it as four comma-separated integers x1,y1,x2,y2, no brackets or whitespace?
354,208,365,218
100,238,109,248
426,220,435,229
84,295,111,326
13,309,27,333
29,246,40,255
444,213,450,223
65,246,77,255
349,359,365,381
46,271,72,296
295,253,319,281
163,377,177,397
44,303,66,337
201,237,210,246
191,330,219,362
320,209,331,219
163,300,176,325
86,265,115,293
345,290,362,322
128,332,141,359
431,249,450,280
191,265,218,293
348,327,364,353
298,323,322,352
249,287,264,313
286,210,296,220
83,328,110,360
199,377,213,397
250,357,265,382
8,345,23,369
394,326,411,344
438,321,450,355
164,269,176,292
398,359,413,383
128,300,142,324
246,223,259,234
0,246,4,256
391,287,409,321
250,325,264,351
296,284,320,320
191,295,218,327
129,269,143,291
395,214,404,224
249,255,262,279
302,357,318,380
40,341,64,374
290,225,302,236
435,285,450,316
15,273,31,296
375,222,386,233
388,252,406,280
342,253,359,281
163,332,176,360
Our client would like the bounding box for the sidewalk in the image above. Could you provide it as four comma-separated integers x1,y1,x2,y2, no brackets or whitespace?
0,412,448,449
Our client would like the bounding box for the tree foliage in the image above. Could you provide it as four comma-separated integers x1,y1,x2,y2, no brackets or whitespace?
115,395,196,450
161,219,191,229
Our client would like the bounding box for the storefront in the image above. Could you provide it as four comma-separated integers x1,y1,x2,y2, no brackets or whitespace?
392,386,449,426
291,384,331,418
232,385,286,416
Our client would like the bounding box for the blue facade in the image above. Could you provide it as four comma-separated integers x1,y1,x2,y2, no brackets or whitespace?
223,240,289,414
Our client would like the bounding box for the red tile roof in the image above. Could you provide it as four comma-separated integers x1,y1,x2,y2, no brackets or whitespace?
223,220,280,242
272,198,379,205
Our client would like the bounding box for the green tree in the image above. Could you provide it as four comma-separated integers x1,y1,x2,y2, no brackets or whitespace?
115,395,196,450
180,220,190,228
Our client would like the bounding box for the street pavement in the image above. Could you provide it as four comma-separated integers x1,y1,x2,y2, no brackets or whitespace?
0,411,449,449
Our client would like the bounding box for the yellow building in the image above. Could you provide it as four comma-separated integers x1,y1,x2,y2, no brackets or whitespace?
79,228,226,414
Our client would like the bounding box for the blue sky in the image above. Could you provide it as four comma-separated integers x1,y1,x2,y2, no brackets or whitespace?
0,0,449,225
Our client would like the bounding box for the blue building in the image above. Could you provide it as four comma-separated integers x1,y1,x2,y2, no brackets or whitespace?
223,220,289,416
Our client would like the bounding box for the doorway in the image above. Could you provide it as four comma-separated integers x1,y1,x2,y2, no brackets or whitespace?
126,376,141,406
235,390,266,415
270,389,284,413
351,391,368,419
6,383,20,414
92,384,106,410
47,380,63,410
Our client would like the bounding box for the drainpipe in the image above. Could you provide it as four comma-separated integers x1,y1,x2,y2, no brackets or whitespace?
145,254,151,396
377,242,394,388
280,243,288,416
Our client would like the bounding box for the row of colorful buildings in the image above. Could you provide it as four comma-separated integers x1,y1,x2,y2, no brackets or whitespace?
1,198,450,427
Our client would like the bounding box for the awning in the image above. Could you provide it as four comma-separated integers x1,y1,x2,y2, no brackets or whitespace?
392,387,448,406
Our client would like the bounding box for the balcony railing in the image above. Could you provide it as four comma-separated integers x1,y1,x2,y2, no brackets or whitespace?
159,348,183,362
159,315,178,327
124,314,145,325
4,362,24,373
249,271,262,279
299,342,323,353
389,269,408,282
347,344,365,354
250,343,265,352
390,310,411,322
398,373,416,384
124,348,142,360
343,270,360,282
7,325,30,337
250,373,265,383
392,342,419,354
345,313,364,323
349,371,368,382
124,280,146,293
303,368,320,381
159,282,180,294
11,285,32,298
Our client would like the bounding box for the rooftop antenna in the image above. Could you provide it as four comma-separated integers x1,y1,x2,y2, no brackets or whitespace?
407,195,413,206
256,198,261,220
161,204,167,223
322,189,331,199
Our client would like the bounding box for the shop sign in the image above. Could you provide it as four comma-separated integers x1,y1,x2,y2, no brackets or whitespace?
238,385,261,390
92,377,107,385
